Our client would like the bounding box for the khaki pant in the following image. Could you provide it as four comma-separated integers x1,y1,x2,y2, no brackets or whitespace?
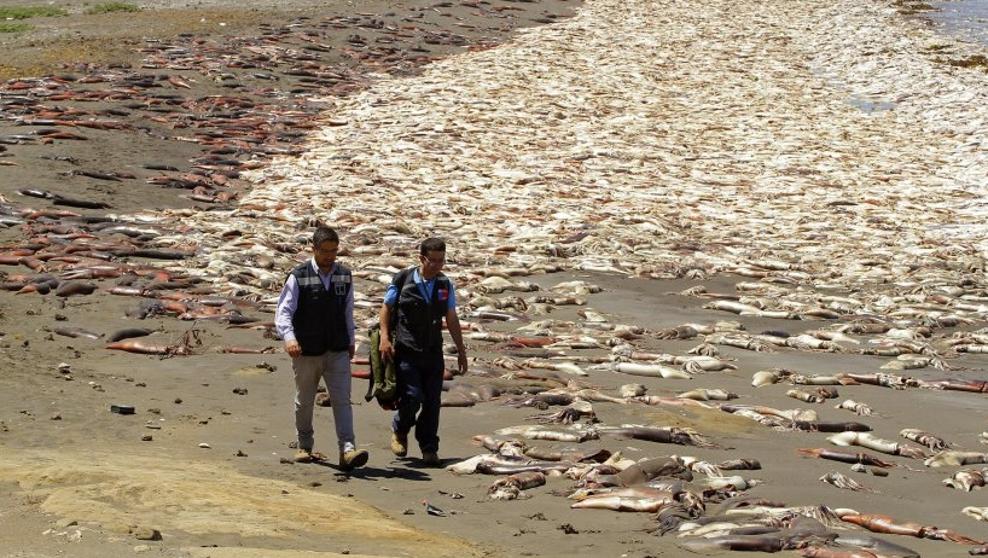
293,350,354,451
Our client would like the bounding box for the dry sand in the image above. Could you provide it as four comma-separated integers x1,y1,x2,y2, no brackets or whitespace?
2,1,988,558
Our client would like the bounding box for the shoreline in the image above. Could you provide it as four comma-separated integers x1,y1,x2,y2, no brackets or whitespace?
926,0,988,47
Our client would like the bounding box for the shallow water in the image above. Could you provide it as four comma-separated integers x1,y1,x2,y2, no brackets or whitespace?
928,0,988,45
846,96,897,113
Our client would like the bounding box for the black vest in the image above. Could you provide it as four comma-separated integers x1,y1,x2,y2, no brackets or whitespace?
392,267,450,356
290,262,351,356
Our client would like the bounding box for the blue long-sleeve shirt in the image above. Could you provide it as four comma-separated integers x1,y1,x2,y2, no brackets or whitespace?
275,258,355,345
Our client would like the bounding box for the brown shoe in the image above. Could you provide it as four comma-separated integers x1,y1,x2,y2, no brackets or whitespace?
391,432,408,457
293,449,314,463
421,451,441,468
339,448,369,471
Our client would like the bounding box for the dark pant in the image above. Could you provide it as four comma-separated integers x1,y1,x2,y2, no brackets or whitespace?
392,349,444,454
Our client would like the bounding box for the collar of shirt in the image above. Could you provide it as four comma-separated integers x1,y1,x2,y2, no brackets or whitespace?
412,267,436,300
309,258,336,274
309,258,336,288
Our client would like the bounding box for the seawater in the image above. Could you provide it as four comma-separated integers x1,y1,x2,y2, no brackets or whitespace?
927,0,988,45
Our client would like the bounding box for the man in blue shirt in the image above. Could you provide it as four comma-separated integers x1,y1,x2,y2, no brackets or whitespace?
378,237,468,467
275,226,368,470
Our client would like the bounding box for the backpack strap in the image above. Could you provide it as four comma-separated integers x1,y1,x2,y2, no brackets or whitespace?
388,266,415,329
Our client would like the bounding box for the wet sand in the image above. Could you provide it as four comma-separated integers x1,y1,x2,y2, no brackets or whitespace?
3,1,988,558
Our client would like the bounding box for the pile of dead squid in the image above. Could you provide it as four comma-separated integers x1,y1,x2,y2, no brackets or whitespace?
0,3,576,354
4,0,988,555
1,65,328,207
439,350,988,557
442,291,988,479
123,0,988,328
0,5,569,208
0,199,284,355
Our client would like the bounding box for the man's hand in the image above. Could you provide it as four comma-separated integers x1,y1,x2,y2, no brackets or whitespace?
445,309,467,376
348,344,356,360
379,336,394,362
284,339,302,358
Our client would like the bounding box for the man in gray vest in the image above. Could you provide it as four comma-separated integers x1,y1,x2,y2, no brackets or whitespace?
378,237,468,467
275,226,368,470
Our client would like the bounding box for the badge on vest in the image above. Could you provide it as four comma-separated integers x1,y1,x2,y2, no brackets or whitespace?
332,275,350,295
438,288,449,301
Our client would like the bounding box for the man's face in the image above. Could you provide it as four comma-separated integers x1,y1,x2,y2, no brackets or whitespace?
313,240,339,270
419,250,446,278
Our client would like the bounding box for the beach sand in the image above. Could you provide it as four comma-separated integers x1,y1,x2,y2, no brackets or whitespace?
4,269,988,558
3,1,988,557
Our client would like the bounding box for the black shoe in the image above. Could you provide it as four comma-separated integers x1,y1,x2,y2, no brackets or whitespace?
421,451,441,468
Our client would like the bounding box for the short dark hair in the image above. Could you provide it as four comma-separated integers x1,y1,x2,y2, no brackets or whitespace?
420,237,446,256
312,226,339,246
